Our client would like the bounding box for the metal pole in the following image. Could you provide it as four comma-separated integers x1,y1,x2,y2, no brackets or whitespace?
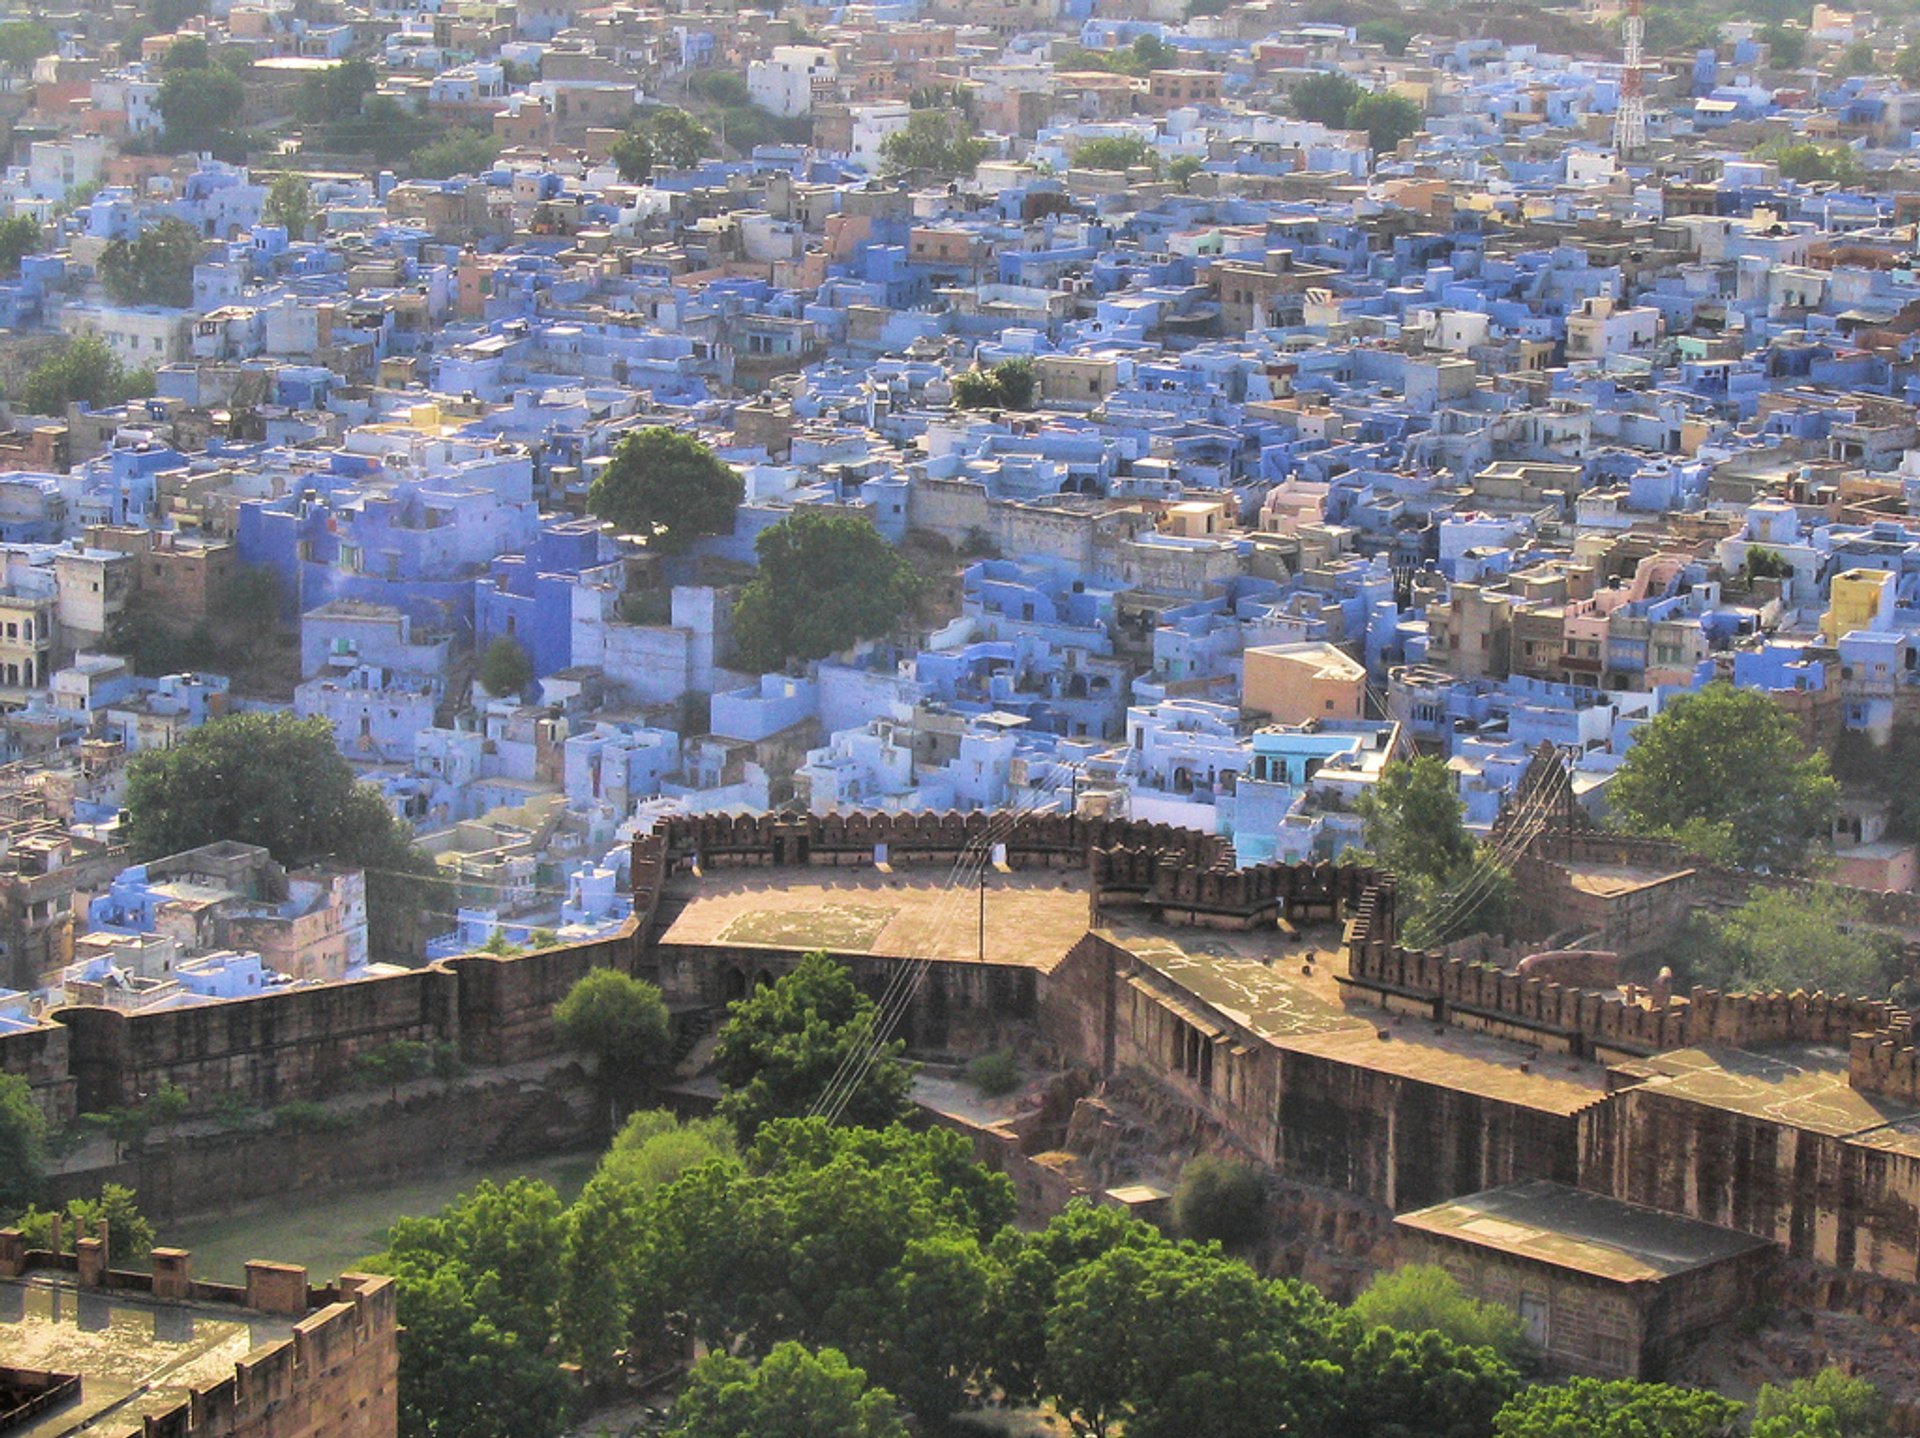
978,867,986,963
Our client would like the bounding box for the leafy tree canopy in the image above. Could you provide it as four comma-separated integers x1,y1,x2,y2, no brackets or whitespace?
1348,1263,1532,1362
98,216,200,308
477,636,533,697
952,357,1037,410
1072,135,1157,174
1289,70,1365,127
586,426,743,554
262,172,313,238
551,969,672,1104
410,127,500,179
1493,1377,1743,1438
880,108,988,175
1689,883,1898,997
667,1343,908,1438
1761,21,1809,66
1172,1153,1264,1249
732,512,921,671
0,20,52,74
296,57,376,124
123,712,436,962
157,65,245,153
0,1072,45,1214
21,335,152,415
16,1184,156,1262
1758,137,1862,183
1753,1369,1888,1438
1348,91,1424,152
610,106,713,182
160,35,209,71
712,950,916,1142
1607,681,1838,869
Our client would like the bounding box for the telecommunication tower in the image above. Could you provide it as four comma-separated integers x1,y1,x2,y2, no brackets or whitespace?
1614,0,1648,157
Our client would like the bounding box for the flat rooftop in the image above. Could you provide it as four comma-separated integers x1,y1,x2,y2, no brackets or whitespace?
0,1271,296,1438
1397,1179,1773,1284
1631,1044,1920,1145
1565,861,1691,897
655,866,1094,969
1106,915,1613,1116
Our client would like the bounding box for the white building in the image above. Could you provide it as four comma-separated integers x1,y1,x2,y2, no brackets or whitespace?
747,45,836,118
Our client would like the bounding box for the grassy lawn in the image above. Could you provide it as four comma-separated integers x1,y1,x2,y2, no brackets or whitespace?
165,1151,598,1283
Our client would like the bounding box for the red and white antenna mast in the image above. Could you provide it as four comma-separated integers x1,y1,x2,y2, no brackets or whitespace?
1615,0,1648,157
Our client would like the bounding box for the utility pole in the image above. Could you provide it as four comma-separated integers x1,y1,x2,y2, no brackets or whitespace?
978,866,986,963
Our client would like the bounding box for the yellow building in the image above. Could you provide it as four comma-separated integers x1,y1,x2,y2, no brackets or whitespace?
1242,642,1367,726
1823,567,1895,644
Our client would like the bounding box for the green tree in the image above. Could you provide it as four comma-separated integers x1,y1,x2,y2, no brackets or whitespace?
1753,1369,1888,1438
379,1177,568,1347
15,1184,156,1261
1348,91,1424,151
1744,544,1794,580
410,127,500,179
1043,1242,1342,1438
0,21,53,75
1834,39,1877,76
1694,884,1897,997
732,512,921,670
1607,682,1838,869
296,57,376,124
711,950,916,1142
552,968,672,1117
640,1120,1013,1415
1762,21,1810,66
1172,1153,1264,1249
323,95,437,164
880,108,988,175
0,1072,45,1214
870,1232,995,1423
1168,154,1204,189
1758,138,1862,183
612,106,713,180
596,1108,736,1191
1896,43,1920,85
97,216,200,307
160,35,209,71
157,66,245,152
1358,756,1475,886
122,711,438,963
1342,1326,1520,1438
1072,135,1157,173
262,172,313,238
1492,1378,1743,1438
353,1039,435,1101
477,636,532,697
986,1201,1169,1405
1348,1264,1532,1361
21,335,153,414
667,1343,908,1438
1357,17,1414,55
586,426,742,553
387,1265,572,1438
1289,70,1364,127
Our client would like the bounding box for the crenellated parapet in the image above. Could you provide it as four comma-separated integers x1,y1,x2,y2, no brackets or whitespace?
1343,931,1896,1059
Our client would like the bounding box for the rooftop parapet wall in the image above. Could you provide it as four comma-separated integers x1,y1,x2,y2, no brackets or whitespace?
1345,934,1895,1058
1849,1023,1920,1105
656,809,1227,871
0,834,669,1121
1089,843,1384,929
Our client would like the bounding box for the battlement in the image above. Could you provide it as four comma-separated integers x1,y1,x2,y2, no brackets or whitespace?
0,1232,397,1438
1089,843,1383,930
656,810,1226,871
1343,935,1894,1060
